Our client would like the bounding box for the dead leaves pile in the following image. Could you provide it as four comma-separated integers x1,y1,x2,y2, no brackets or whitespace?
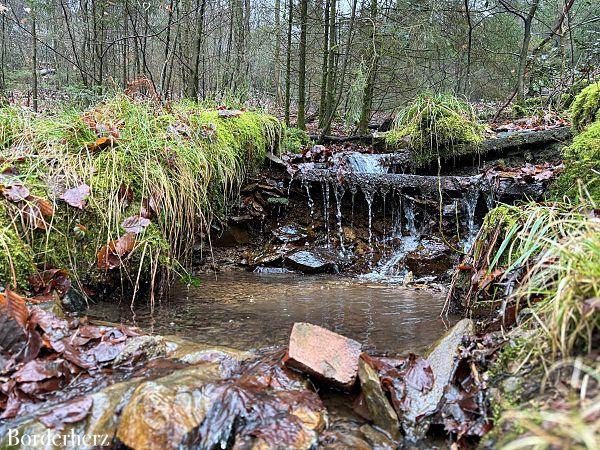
0,289,142,426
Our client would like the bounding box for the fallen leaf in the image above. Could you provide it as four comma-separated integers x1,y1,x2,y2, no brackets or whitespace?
60,184,90,209
97,233,136,270
405,353,434,393
2,184,29,202
37,396,92,430
121,215,151,233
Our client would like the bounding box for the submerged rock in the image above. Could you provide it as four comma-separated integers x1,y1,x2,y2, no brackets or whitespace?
284,323,362,390
357,357,401,440
402,318,475,440
284,249,338,273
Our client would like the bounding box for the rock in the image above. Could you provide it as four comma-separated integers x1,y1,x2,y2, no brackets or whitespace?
357,357,401,440
360,424,397,450
402,318,475,440
211,224,249,247
405,237,454,277
247,243,292,267
272,223,308,243
319,430,372,449
0,377,143,450
284,249,338,273
163,335,251,376
114,335,167,365
284,322,362,390
116,363,223,450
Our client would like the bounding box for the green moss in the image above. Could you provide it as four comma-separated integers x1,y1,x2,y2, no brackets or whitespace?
0,202,36,289
385,93,484,166
570,82,600,132
0,95,283,296
282,126,311,153
553,120,600,201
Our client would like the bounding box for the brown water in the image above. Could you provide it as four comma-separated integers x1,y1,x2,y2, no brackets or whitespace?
86,272,457,354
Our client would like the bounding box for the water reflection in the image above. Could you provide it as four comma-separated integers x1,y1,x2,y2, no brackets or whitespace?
86,272,457,354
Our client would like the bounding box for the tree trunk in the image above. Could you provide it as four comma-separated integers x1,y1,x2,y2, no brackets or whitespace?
318,0,330,127
284,0,293,125
297,0,308,130
274,0,282,105
324,0,336,124
32,13,38,112
358,0,378,134
516,0,540,103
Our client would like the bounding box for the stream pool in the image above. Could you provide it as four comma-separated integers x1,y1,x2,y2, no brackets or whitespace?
86,272,457,355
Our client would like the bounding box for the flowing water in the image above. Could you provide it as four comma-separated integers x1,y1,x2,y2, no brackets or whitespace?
86,272,457,355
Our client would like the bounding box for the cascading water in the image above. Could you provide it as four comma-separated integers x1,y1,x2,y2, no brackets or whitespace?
322,181,331,248
302,179,315,220
361,196,420,282
462,187,480,252
344,152,388,174
334,185,346,254
361,186,376,268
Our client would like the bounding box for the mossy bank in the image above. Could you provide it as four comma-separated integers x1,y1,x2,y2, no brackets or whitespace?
0,95,283,301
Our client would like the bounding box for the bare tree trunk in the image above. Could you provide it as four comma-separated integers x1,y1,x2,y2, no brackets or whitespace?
318,0,330,126
284,0,293,125
324,0,336,123
32,13,38,112
358,0,378,133
297,0,308,130
516,0,539,103
274,0,282,105
0,15,5,95
463,0,473,96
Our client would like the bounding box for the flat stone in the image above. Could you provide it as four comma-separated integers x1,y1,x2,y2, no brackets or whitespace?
358,357,401,440
284,249,337,273
360,424,397,450
272,223,308,243
405,237,455,277
284,322,362,390
402,318,475,440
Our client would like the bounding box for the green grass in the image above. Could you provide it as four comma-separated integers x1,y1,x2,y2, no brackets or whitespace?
0,95,282,297
385,93,485,166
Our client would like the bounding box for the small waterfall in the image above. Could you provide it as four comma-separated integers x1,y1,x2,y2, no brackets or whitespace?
302,179,315,220
462,187,480,252
362,186,376,267
322,181,331,248
345,152,387,174
334,185,346,253
404,198,418,236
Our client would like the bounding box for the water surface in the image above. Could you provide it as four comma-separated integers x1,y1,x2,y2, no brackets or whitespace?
86,272,456,354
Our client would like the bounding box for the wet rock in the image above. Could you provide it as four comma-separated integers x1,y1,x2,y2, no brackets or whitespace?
0,377,143,450
253,266,294,274
284,249,338,273
116,363,223,450
405,238,454,277
246,243,292,268
360,424,397,450
211,224,249,247
319,430,372,449
164,335,250,376
358,357,400,440
113,335,167,365
272,223,308,243
402,318,475,440
284,323,362,390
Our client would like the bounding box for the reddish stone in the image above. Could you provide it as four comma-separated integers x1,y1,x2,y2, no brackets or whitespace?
283,323,362,390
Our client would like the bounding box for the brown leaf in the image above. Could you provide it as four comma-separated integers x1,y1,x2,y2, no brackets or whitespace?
60,184,90,209
2,290,29,328
87,136,113,152
118,183,134,208
97,233,136,270
30,195,54,217
121,215,151,233
404,353,434,393
2,184,29,202
37,396,93,430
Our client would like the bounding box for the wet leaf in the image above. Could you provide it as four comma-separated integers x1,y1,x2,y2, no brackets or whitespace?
60,184,90,209
2,289,29,328
2,184,29,202
30,195,54,217
28,269,71,298
37,396,92,430
405,354,434,393
14,359,63,382
97,233,136,270
121,215,151,234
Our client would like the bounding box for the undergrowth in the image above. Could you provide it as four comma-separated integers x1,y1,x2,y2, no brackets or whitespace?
385,93,485,166
0,95,282,300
